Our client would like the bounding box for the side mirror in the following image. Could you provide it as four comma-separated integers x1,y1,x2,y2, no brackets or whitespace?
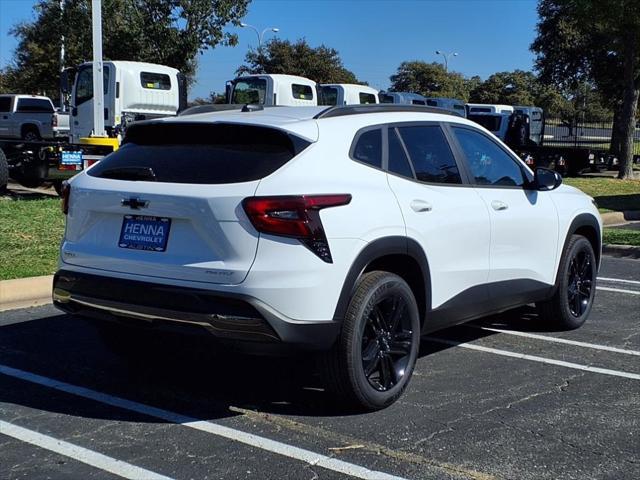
59,67,75,95
533,167,562,191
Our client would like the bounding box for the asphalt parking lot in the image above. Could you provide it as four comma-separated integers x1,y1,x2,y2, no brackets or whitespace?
0,255,638,480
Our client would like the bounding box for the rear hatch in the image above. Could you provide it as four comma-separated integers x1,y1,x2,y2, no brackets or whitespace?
62,121,311,285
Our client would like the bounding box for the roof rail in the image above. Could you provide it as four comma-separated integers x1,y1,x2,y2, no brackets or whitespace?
314,104,458,119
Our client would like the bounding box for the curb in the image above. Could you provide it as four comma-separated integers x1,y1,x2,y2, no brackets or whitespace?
602,243,640,259
601,210,640,226
0,275,53,312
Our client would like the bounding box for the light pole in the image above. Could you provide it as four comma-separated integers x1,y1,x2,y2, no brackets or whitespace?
435,50,458,72
239,22,280,47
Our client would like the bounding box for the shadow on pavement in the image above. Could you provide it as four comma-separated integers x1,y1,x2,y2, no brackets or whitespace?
0,305,557,423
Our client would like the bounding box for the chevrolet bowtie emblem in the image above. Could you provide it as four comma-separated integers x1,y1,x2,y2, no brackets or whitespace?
121,197,149,209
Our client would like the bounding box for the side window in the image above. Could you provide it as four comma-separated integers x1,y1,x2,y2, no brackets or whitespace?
352,128,382,168
75,66,109,105
0,97,11,112
411,99,426,105
140,72,171,90
452,127,526,187
388,128,414,178
292,84,313,100
359,92,376,104
397,125,461,184
426,99,438,107
16,99,54,113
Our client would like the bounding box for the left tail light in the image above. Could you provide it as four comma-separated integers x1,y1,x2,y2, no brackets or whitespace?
61,181,71,214
242,194,352,263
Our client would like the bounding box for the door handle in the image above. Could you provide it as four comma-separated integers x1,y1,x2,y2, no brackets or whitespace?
410,200,432,212
491,200,508,211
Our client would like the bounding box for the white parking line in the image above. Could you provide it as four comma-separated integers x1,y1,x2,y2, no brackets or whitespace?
598,276,640,285
0,364,408,480
596,286,640,295
466,325,640,356
0,420,173,480
424,336,640,380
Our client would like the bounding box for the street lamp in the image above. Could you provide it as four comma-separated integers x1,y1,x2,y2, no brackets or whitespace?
240,22,280,47
435,50,458,72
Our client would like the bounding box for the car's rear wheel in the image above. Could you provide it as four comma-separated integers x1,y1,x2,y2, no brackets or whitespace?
537,234,596,330
321,271,420,411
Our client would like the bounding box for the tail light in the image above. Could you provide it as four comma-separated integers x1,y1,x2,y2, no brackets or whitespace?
61,181,71,214
242,194,352,263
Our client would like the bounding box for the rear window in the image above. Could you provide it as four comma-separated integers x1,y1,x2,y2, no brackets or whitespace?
359,92,376,104
319,86,338,105
140,72,171,90
379,94,394,104
88,123,311,184
292,84,313,100
468,114,502,132
231,78,267,104
16,98,54,113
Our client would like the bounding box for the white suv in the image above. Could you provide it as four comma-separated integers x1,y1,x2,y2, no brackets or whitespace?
53,105,602,410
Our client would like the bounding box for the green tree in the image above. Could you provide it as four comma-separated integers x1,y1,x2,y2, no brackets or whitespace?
532,0,640,179
389,61,469,100
5,0,249,102
236,38,360,84
469,70,541,106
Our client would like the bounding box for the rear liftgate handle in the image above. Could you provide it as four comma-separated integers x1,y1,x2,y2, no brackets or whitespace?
410,199,433,213
491,200,509,211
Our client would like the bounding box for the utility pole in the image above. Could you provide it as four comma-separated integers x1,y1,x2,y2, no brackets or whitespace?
91,0,105,137
59,0,65,111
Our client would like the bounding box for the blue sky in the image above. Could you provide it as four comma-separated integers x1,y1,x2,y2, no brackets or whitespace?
0,0,539,100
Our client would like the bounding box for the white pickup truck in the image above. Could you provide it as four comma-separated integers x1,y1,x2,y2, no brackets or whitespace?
0,94,65,141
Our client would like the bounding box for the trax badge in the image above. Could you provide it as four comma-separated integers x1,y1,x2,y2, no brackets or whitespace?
121,197,149,209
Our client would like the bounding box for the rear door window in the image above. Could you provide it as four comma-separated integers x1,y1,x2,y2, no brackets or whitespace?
0,97,12,112
16,98,54,113
397,125,462,184
388,128,414,178
88,123,311,184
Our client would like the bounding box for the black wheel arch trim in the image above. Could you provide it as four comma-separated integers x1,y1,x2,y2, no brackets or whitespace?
332,236,432,325
565,213,601,267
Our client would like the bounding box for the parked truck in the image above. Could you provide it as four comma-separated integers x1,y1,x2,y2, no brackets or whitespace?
0,95,67,141
318,84,379,105
226,74,318,106
0,61,185,194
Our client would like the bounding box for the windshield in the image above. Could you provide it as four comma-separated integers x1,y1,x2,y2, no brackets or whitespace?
231,78,267,104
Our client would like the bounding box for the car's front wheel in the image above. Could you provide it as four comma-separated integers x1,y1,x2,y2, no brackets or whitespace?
322,271,420,411
537,234,597,329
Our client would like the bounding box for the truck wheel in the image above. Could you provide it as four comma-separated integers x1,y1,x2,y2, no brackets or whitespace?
0,148,8,195
320,271,420,411
22,128,40,142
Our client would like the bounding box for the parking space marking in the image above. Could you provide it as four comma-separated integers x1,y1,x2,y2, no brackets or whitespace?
0,364,408,480
596,286,640,295
598,276,640,285
0,419,173,480
424,336,640,380
466,325,640,356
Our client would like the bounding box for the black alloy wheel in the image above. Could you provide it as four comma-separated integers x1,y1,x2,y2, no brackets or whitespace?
567,249,593,317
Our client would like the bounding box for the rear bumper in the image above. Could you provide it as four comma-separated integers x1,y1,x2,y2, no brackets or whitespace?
52,269,340,352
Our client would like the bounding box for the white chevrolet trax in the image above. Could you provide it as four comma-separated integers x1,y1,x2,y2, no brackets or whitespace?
54,105,602,410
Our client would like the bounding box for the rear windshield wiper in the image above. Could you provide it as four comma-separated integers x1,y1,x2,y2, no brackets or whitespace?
98,166,157,181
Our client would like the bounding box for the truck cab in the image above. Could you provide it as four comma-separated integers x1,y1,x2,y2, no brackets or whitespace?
378,92,428,105
425,97,467,117
68,61,186,143
466,103,514,115
318,84,379,105
227,74,317,106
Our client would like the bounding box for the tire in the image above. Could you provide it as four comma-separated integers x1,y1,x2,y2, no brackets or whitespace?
22,128,40,142
0,148,8,195
536,235,597,330
321,271,421,411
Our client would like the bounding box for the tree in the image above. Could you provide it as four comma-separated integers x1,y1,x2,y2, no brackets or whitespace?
4,0,249,102
236,38,360,84
469,70,541,106
389,61,470,100
532,0,640,179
